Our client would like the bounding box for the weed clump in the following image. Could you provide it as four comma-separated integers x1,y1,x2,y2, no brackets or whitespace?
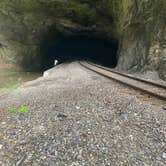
8,105,29,114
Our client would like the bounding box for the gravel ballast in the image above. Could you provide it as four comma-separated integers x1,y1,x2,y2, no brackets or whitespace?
0,62,165,165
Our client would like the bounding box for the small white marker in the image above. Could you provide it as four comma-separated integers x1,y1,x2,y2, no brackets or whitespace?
54,60,58,66
162,152,166,159
76,106,80,110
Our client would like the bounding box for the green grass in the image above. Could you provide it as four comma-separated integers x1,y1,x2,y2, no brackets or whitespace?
8,105,29,114
8,108,18,114
0,81,19,93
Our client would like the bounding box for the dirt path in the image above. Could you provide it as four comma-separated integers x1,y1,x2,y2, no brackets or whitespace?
0,62,165,165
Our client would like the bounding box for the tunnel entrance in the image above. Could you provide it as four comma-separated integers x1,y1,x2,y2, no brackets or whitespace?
41,34,119,70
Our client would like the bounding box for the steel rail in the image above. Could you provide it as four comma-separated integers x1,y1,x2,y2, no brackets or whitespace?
87,62,166,89
79,61,166,101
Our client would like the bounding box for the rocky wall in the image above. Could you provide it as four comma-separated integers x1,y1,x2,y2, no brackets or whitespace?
0,0,165,79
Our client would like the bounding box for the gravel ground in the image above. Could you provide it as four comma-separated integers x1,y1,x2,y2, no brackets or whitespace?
0,62,166,165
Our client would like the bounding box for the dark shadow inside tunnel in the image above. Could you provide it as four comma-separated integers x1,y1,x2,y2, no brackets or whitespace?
41,34,119,70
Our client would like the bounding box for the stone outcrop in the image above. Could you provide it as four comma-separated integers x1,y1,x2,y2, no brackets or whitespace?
0,0,165,79
117,0,166,80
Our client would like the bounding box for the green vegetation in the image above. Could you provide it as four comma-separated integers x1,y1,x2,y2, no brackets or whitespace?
8,105,29,114
0,81,18,93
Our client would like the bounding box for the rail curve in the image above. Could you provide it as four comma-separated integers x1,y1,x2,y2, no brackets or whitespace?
79,61,166,101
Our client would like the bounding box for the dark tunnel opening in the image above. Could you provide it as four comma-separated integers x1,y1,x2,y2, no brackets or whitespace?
41,34,119,70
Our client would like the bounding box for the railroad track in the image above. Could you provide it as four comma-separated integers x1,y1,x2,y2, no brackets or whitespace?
79,61,166,101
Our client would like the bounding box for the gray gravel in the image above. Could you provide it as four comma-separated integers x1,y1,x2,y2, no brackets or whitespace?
0,62,166,165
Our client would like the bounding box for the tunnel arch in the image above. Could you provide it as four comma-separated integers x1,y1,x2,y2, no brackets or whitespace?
40,31,119,70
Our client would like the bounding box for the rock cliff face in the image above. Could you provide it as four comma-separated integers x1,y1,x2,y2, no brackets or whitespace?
0,0,165,79
116,0,166,80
